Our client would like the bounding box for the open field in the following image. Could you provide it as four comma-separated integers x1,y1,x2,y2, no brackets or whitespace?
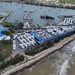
0,40,12,62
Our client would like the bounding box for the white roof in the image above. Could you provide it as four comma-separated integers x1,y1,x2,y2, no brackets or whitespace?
23,22,31,28
13,34,17,39
5,36,10,40
13,44,16,50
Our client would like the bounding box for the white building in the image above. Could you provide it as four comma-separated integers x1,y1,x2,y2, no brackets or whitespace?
5,36,10,40
23,22,31,28
0,33,6,40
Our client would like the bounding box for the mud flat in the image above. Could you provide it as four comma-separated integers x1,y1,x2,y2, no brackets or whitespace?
1,34,75,75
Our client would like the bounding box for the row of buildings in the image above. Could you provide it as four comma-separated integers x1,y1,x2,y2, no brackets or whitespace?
13,25,75,50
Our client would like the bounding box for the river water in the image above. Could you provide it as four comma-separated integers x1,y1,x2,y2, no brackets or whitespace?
1,2,75,27
19,40,75,75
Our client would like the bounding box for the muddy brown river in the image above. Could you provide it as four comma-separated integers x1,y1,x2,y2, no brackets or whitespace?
19,40,75,75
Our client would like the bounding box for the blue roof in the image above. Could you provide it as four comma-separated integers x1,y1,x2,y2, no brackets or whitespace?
30,31,43,41
12,24,18,27
30,29,75,43
30,31,53,42
0,25,8,32
0,33,5,37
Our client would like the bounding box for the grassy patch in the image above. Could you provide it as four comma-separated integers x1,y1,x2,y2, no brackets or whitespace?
0,54,24,70
0,40,12,62
0,22,12,27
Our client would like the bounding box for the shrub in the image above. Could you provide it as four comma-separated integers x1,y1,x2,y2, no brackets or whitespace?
0,54,24,69
1,30,11,35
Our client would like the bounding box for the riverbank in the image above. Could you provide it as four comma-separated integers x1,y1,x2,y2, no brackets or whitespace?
24,2,75,9
1,1,75,9
1,33,75,75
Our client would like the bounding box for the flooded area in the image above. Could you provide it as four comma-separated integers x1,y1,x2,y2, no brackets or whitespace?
1,2,75,26
19,40,75,75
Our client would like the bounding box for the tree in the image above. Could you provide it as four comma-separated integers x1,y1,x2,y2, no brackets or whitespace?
18,22,23,29
9,27,14,33
1,30,11,35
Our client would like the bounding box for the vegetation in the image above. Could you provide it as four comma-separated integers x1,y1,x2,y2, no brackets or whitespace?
1,22,24,35
0,54,24,70
0,17,3,20
18,22,23,29
59,0,75,4
40,15,54,19
9,27,15,33
1,22,14,35
0,40,12,62
1,30,12,35
25,42,53,56
1,22,12,27
1,22,23,29
25,30,75,55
